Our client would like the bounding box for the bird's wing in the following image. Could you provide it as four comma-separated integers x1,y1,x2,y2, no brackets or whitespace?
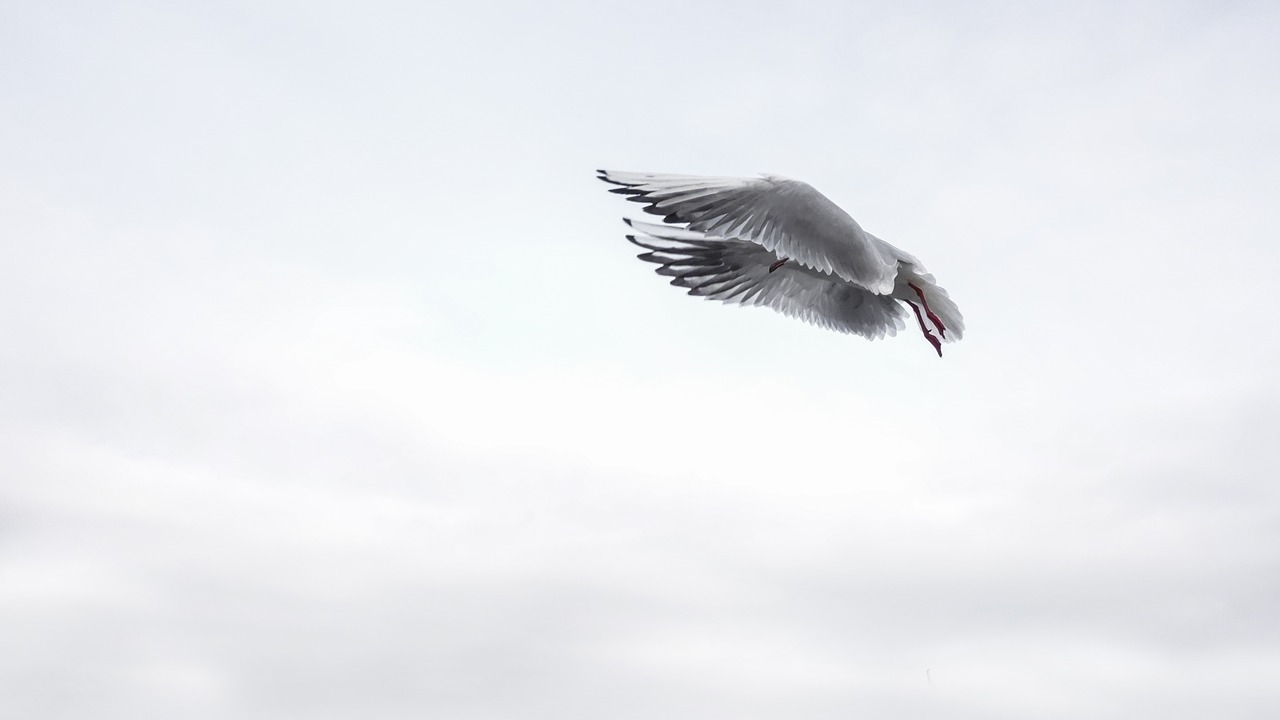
599,170,900,294
625,219,907,339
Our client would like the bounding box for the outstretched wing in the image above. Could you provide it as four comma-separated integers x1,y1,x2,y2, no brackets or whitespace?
624,219,906,339
599,170,900,295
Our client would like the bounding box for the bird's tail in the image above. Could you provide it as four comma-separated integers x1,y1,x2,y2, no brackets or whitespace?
894,267,965,343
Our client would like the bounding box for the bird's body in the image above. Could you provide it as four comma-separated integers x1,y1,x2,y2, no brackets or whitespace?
598,170,964,356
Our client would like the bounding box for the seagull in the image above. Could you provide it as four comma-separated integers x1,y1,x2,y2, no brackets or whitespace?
598,170,964,356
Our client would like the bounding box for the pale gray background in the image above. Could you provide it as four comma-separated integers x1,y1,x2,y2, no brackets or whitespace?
2,1,1279,718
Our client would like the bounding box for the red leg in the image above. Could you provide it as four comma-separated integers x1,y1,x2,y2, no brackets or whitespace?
908,301,942,357
908,282,947,338
768,257,789,273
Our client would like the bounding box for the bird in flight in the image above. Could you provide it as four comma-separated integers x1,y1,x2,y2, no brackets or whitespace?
598,170,964,356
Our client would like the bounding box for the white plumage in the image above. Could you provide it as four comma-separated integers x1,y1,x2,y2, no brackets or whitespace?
598,170,964,356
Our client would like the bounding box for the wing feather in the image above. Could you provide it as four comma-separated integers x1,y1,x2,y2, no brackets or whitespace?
600,170,900,294
624,220,907,339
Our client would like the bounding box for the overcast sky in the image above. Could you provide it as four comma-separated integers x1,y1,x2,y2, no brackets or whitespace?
3,1,1280,718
